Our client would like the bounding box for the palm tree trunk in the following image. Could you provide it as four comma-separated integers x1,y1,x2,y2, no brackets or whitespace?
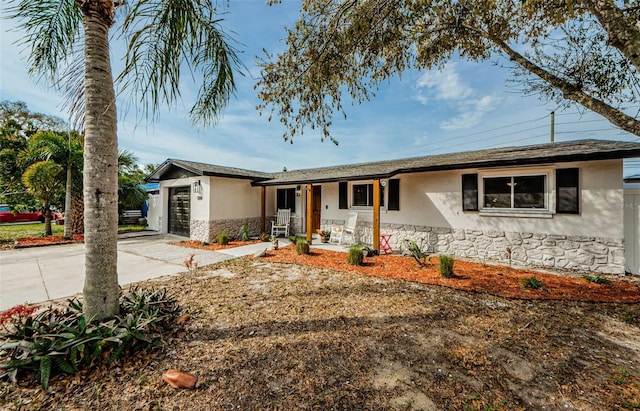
43,201,52,237
71,192,84,233
81,4,120,321
63,163,73,239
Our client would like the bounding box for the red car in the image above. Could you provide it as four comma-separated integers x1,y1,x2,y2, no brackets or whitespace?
0,204,44,223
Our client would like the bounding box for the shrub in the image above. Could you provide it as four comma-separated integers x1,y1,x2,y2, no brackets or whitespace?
583,275,611,285
0,287,179,390
403,238,430,267
438,255,455,278
259,232,269,241
295,240,310,255
522,276,545,290
216,231,229,245
347,245,364,266
240,219,249,242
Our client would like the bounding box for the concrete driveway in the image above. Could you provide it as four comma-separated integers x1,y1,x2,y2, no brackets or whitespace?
0,233,275,311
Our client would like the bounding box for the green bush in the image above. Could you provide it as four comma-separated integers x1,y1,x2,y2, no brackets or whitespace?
216,231,229,245
0,287,179,390
522,276,545,290
403,238,431,267
347,245,364,266
582,275,611,285
438,255,455,278
295,240,310,255
240,219,249,242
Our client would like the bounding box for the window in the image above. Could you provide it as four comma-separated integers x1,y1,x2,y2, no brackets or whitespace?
276,188,296,213
556,168,579,214
338,180,399,209
352,183,384,207
462,174,478,211
483,175,546,209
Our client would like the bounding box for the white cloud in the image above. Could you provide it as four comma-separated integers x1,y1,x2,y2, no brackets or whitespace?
416,63,473,102
440,95,502,130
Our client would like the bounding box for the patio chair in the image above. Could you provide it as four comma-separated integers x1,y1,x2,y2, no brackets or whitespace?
329,211,358,245
271,209,291,237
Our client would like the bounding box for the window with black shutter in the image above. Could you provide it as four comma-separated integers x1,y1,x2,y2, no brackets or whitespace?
276,188,296,213
556,168,579,214
462,174,478,211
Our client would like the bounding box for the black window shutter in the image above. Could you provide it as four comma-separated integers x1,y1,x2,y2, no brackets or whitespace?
462,174,479,211
287,188,296,213
276,189,285,210
388,179,400,210
339,182,348,209
556,168,579,214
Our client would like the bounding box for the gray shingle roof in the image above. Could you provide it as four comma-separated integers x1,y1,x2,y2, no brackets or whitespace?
147,159,272,182
257,139,640,186
147,140,640,185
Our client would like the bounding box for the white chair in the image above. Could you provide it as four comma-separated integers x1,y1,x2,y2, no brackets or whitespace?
271,209,291,237
330,211,358,244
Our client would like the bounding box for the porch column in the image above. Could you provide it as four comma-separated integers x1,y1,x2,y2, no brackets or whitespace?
306,184,313,242
373,179,381,252
260,186,266,234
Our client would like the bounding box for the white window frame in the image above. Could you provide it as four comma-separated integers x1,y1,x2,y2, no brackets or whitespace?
349,181,387,211
478,168,554,218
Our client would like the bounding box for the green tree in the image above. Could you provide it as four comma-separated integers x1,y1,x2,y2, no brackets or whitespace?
257,0,640,141
0,101,66,138
8,0,241,320
19,131,83,239
117,150,147,217
22,161,64,236
0,101,67,206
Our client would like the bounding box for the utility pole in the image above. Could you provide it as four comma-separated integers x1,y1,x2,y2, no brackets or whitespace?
550,111,555,143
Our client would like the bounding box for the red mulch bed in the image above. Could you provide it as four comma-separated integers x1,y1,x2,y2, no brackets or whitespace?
259,245,640,303
14,234,84,248
171,239,267,251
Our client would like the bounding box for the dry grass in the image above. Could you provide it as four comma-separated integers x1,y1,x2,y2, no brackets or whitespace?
2,258,640,410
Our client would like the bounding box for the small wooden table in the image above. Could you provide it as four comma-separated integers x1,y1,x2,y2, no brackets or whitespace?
380,233,392,254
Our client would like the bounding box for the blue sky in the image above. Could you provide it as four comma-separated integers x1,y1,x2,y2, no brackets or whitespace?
1,1,639,177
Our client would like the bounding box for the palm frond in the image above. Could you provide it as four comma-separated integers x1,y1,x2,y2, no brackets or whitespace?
117,0,243,126
7,0,83,83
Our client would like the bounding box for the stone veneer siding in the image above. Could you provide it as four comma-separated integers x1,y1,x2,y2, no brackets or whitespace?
322,220,625,275
191,217,262,242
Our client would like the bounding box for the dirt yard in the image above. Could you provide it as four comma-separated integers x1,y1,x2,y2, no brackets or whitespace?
2,256,640,410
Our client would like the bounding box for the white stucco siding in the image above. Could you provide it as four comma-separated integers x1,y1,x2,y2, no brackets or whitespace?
320,159,624,239
434,160,621,238
209,177,262,220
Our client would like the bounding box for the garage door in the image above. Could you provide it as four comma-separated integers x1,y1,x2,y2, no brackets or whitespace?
168,186,190,237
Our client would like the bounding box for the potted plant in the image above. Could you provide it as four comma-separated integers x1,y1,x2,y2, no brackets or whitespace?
271,235,279,250
320,229,331,243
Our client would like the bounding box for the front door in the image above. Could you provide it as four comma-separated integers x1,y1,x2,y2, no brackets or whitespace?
168,186,190,237
312,185,322,232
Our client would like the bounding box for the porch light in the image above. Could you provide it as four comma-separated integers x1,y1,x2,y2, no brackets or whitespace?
380,180,387,187
296,185,301,196
192,180,202,194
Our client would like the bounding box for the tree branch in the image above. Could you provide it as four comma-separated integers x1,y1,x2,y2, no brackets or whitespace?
582,0,640,72
461,22,640,136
